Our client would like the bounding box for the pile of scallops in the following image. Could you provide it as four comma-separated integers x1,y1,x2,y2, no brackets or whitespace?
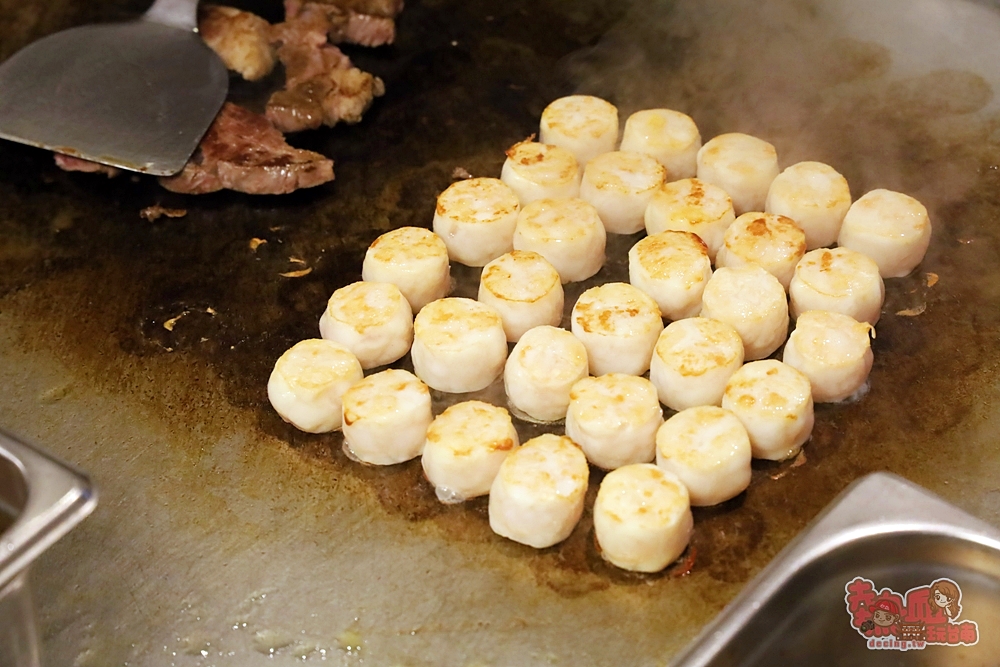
268,95,932,573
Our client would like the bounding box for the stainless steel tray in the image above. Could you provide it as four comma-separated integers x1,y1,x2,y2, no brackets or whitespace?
0,431,97,667
670,472,1000,666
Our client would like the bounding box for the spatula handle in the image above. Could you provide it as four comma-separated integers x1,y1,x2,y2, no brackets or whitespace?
143,0,200,32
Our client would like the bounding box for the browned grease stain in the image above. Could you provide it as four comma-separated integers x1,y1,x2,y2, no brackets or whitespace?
2,0,1000,610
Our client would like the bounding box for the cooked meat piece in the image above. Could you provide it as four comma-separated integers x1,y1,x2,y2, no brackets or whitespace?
340,13,395,47
284,0,397,46
266,78,332,133
297,0,405,19
139,206,188,221
323,67,385,124
271,9,351,89
266,67,384,133
267,2,385,133
159,103,334,195
199,6,277,81
53,154,121,177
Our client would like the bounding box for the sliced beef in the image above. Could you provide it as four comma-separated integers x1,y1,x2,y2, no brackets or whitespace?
199,6,277,81
284,0,397,47
267,66,385,133
53,154,121,177
267,1,385,133
159,103,334,195
294,0,405,19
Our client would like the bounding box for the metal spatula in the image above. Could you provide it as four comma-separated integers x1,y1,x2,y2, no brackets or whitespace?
0,0,228,176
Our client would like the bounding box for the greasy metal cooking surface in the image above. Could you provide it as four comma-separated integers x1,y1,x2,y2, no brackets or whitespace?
1,0,1000,664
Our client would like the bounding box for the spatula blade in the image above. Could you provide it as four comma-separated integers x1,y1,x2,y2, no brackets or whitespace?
0,20,228,176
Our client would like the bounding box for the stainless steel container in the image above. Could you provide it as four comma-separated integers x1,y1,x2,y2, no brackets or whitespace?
670,473,1000,666
0,432,96,667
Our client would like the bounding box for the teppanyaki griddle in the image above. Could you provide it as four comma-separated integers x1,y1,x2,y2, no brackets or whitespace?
1,0,1000,664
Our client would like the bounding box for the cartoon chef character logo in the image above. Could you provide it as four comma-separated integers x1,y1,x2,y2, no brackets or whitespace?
845,576,979,651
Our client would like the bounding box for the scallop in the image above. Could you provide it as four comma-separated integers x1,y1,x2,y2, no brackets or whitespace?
696,133,780,215
318,281,413,369
512,198,606,283
571,282,664,376
789,247,885,325
722,359,814,461
477,250,564,342
362,226,450,312
649,317,744,412
342,369,432,465
489,433,589,549
411,297,507,393
579,151,667,234
765,161,852,250
837,189,932,278
500,139,581,206
782,310,874,403
421,401,519,503
565,374,663,470
504,325,589,423
715,212,807,290
644,178,736,262
619,108,702,180
267,339,363,433
538,95,619,167
593,464,693,573
629,230,713,320
655,406,752,506
432,177,521,267
700,265,789,361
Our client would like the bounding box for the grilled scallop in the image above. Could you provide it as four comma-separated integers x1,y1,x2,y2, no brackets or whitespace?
512,198,606,283
539,95,619,167
411,297,507,393
267,339,364,433
715,212,807,290
342,369,432,465
649,317,744,411
765,161,852,250
696,133,780,216
565,374,663,470
782,310,874,403
318,281,413,369
504,325,589,423
489,434,589,549
432,177,521,267
644,178,736,262
629,230,713,320
700,265,789,361
593,464,693,573
477,250,564,342
837,189,932,278
579,151,667,234
722,360,814,461
619,108,702,180
571,282,664,376
501,140,581,205
362,226,450,312
421,401,519,503
789,247,885,325
655,406,752,506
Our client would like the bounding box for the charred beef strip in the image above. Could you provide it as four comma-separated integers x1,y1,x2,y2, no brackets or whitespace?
159,103,334,195
199,6,277,81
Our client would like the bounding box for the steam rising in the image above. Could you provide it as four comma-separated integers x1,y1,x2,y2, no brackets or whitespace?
563,0,1000,211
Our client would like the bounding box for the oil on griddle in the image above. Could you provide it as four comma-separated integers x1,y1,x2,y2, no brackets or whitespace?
1,0,1000,664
